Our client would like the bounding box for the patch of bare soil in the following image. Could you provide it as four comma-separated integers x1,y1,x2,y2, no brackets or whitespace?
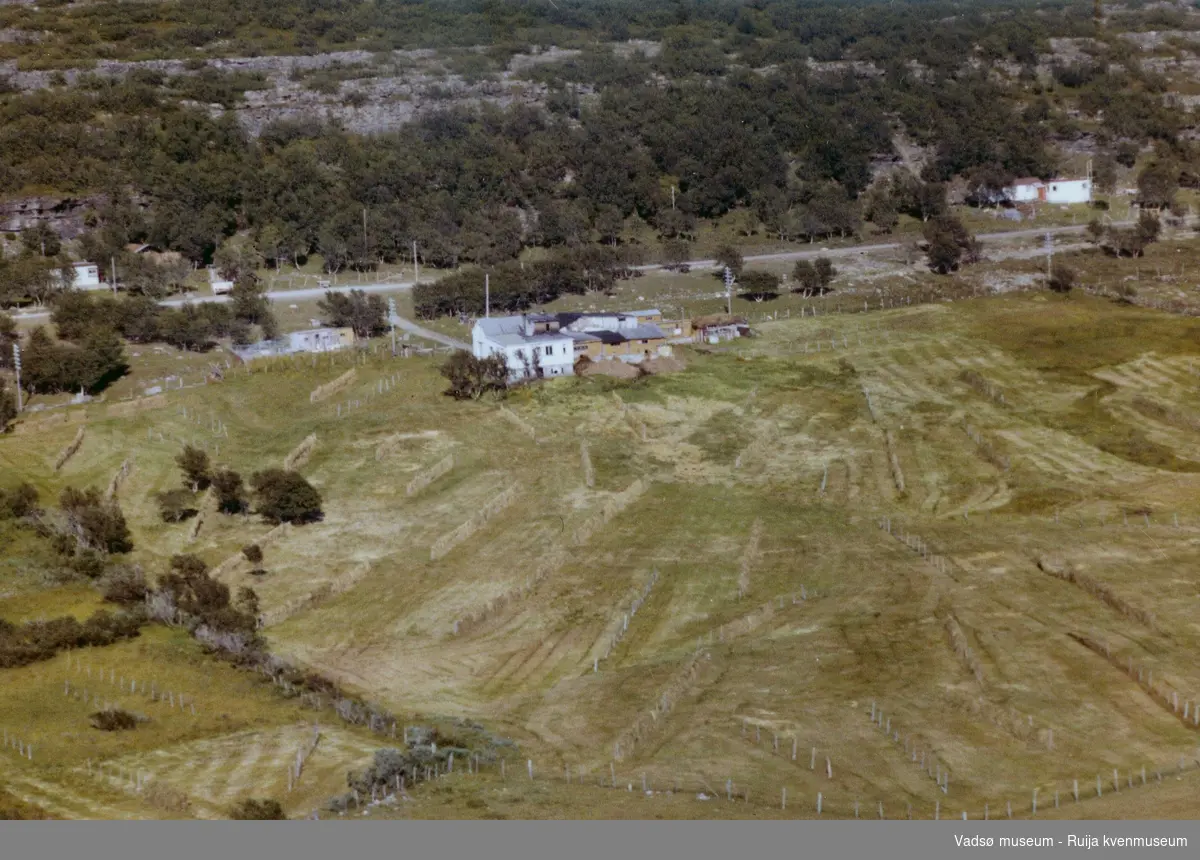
581,360,640,379
640,357,687,375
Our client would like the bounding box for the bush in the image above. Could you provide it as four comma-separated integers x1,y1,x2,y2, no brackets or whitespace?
251,470,323,524
69,548,106,579
0,608,144,669
211,469,246,514
230,799,286,820
440,351,508,400
156,489,199,523
89,708,138,731
0,382,15,432
99,566,148,605
59,487,133,554
0,483,38,519
1048,264,1075,294
155,554,257,634
176,445,211,491
241,544,263,564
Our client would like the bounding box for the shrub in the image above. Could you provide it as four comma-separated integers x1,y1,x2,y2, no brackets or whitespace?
1048,264,1075,294
0,608,144,669
234,586,260,617
211,469,246,514
440,351,508,400
251,469,323,524
241,544,263,564
0,483,38,519
160,554,226,613
89,708,138,731
0,382,15,431
100,565,148,605
230,799,286,820
156,489,199,523
69,548,106,579
59,486,133,554
176,445,211,491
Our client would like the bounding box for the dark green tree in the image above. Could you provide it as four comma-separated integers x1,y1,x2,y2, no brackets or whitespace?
251,469,323,524
739,270,781,301
317,290,387,339
714,244,744,278
176,445,211,491
1137,160,1179,210
211,469,246,514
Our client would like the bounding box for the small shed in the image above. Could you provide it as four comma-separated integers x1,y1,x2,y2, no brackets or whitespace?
70,261,103,290
208,268,234,295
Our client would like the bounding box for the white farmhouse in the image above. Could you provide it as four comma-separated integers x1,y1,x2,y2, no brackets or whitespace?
52,261,104,290
1004,177,1091,204
472,315,576,381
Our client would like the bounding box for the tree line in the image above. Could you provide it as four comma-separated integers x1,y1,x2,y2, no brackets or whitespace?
0,0,1117,306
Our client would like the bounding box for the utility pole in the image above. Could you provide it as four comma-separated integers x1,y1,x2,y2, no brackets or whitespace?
110,256,118,294
12,343,22,412
671,186,677,210
723,266,733,315
387,296,397,356
485,273,490,318
412,241,419,285
362,208,368,260
1045,231,1053,281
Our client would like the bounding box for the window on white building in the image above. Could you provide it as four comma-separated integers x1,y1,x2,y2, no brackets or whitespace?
545,345,553,355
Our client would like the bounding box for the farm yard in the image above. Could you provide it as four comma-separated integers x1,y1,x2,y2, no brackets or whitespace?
3,290,1200,820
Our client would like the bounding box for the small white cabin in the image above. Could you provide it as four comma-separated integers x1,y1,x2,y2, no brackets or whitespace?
53,261,104,290
1004,177,1091,205
208,268,234,295
71,261,103,290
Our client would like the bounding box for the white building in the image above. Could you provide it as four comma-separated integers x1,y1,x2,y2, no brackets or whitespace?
473,311,672,381
208,267,234,295
53,261,103,290
1005,177,1091,205
472,315,576,381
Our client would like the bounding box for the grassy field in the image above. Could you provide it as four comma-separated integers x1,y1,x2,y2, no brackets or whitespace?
4,287,1200,819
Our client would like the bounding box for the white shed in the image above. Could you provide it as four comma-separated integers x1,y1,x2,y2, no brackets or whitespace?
54,261,104,290
1043,178,1091,204
1003,177,1091,205
208,268,234,295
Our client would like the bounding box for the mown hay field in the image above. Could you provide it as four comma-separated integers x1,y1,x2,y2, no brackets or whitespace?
4,291,1200,819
